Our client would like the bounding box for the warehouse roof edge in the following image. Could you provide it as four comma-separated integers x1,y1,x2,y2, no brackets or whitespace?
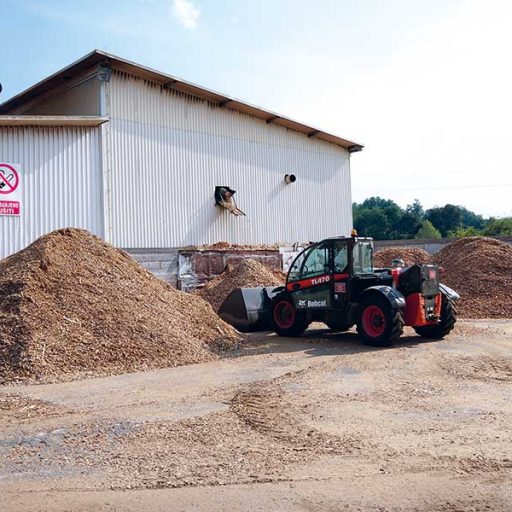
0,50,363,152
0,116,109,127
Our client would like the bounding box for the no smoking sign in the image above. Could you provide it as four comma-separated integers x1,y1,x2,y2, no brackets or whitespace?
0,163,22,216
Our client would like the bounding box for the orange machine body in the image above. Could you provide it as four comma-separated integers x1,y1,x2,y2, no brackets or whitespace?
404,292,442,327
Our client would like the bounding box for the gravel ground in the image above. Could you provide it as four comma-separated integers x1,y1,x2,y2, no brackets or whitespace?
1,319,512,511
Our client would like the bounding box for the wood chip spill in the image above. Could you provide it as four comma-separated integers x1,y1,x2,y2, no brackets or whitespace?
197,259,284,312
0,228,240,384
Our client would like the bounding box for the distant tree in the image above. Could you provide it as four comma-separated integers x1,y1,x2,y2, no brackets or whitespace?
447,226,482,238
395,212,422,239
358,197,398,210
353,197,404,239
363,198,402,226
405,199,424,220
460,207,486,230
353,197,488,241
415,220,442,239
353,208,391,240
482,217,512,236
425,205,464,237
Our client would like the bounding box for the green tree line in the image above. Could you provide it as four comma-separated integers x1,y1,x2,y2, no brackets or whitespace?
352,197,512,240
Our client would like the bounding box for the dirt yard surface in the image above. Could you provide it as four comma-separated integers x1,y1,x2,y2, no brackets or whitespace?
1,320,512,511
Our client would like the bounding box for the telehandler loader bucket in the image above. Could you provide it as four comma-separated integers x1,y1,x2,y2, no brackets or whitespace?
218,286,282,332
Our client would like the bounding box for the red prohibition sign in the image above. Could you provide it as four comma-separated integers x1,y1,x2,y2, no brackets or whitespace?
0,164,19,194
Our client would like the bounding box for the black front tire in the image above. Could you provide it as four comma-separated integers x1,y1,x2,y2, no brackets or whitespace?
357,295,404,347
414,297,457,339
271,296,309,337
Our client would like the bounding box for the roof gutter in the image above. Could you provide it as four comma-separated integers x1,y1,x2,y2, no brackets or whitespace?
0,116,109,127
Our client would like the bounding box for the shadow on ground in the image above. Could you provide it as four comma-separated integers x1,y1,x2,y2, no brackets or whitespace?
232,326,440,360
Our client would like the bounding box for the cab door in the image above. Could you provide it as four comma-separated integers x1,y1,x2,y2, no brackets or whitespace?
286,241,332,311
331,239,350,310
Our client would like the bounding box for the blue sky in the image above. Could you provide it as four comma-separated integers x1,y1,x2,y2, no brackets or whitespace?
1,0,511,217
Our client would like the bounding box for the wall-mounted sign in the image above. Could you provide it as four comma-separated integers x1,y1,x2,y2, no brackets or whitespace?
0,163,22,216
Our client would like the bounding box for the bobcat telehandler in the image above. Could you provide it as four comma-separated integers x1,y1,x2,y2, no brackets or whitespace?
218,234,459,346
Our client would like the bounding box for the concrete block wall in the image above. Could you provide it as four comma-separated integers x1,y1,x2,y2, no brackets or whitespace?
124,248,179,286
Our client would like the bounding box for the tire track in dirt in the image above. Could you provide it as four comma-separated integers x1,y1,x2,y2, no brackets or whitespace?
231,383,362,454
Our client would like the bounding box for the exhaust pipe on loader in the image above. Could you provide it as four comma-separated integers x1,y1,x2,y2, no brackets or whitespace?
218,286,282,332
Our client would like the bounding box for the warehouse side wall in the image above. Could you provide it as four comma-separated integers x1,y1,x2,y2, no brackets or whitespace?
107,71,353,248
0,126,104,259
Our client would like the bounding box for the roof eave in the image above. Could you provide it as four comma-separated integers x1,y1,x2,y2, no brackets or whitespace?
0,115,109,127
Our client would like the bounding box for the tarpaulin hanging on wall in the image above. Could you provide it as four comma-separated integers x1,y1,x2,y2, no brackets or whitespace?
214,186,246,216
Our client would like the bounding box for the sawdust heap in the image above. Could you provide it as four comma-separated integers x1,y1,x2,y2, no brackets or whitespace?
374,247,432,268
434,237,512,318
0,228,240,384
198,259,284,312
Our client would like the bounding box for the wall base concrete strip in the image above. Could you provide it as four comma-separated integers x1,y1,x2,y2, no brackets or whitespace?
123,248,179,286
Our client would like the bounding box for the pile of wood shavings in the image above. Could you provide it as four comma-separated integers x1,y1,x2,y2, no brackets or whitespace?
197,259,284,312
0,228,240,384
434,237,512,318
374,247,432,268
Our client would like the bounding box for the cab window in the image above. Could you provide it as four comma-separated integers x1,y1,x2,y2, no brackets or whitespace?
333,240,348,273
353,240,374,274
300,242,330,279
288,251,307,282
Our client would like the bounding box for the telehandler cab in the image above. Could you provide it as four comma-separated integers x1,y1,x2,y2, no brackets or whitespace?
218,235,459,346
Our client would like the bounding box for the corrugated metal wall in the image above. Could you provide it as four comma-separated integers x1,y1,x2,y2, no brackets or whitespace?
0,126,103,259
107,71,352,247
19,75,100,116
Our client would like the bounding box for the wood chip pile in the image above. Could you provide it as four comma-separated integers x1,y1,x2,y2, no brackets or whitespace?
434,237,512,318
373,247,432,268
197,259,285,312
0,228,240,384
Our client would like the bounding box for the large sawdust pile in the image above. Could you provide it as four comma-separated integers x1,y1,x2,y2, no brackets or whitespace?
434,237,512,318
198,259,284,312
374,247,432,268
0,228,240,384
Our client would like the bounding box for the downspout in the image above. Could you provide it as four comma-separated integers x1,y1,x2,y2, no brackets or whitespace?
98,64,113,244
347,144,363,234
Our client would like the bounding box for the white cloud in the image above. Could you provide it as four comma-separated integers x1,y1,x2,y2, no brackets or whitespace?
173,0,200,29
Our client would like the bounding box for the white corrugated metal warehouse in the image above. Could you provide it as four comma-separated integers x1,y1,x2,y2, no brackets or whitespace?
0,50,362,284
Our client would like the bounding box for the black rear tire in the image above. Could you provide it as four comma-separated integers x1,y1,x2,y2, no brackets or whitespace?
324,318,353,332
357,295,404,347
414,296,456,339
271,296,308,337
